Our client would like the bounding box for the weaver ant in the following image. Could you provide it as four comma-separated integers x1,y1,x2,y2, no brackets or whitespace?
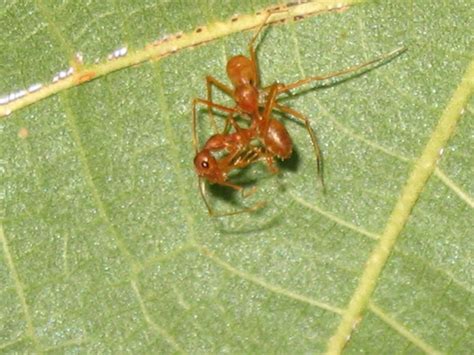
194,85,289,216
192,11,406,216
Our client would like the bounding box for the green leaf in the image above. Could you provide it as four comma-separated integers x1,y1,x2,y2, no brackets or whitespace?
1,0,472,353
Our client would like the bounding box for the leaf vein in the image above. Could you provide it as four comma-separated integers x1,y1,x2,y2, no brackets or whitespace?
60,93,138,270
369,302,442,354
131,280,184,352
0,224,40,350
290,192,379,240
199,245,344,315
434,168,474,208
326,58,474,354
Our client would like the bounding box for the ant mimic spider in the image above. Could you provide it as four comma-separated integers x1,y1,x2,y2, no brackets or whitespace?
192,11,406,216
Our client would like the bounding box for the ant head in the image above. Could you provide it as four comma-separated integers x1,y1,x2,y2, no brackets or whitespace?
226,55,257,87
194,149,222,182
234,84,259,114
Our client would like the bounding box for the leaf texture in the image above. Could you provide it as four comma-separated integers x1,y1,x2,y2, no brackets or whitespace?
1,0,472,352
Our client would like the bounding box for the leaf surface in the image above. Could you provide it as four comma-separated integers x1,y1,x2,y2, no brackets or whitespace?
1,0,472,352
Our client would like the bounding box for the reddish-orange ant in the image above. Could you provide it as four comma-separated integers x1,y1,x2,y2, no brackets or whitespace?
192,11,406,216
194,86,289,215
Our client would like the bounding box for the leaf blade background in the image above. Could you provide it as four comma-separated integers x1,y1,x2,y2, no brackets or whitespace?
1,0,472,352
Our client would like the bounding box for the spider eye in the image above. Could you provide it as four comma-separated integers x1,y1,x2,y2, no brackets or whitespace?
201,161,209,169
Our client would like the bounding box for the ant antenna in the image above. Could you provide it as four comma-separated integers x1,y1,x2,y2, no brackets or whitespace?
277,46,407,93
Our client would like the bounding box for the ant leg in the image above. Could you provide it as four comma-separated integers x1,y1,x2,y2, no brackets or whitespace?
246,147,278,174
206,75,233,97
260,83,280,136
271,46,407,94
206,76,234,131
192,98,239,152
248,10,286,86
274,103,325,190
225,147,268,201
248,11,274,51
264,154,279,174
198,178,265,217
222,113,244,134
248,12,272,87
212,201,266,217
231,145,267,169
198,177,216,216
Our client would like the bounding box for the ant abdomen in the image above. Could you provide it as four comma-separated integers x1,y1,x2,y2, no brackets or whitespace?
264,119,292,159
